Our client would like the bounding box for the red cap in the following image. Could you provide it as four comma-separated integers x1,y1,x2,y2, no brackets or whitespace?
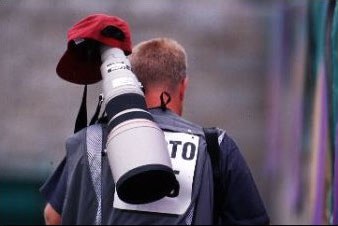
56,14,132,85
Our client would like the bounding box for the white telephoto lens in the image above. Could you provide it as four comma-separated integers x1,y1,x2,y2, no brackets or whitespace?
100,46,178,204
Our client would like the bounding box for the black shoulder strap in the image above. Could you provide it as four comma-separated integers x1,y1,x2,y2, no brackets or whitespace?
74,85,88,133
203,127,222,225
74,86,104,133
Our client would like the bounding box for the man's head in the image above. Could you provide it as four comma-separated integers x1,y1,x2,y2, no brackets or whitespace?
129,38,188,115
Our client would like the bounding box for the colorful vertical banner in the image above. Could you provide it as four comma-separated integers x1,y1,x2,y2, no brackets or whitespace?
264,0,337,224
307,1,334,224
331,1,338,224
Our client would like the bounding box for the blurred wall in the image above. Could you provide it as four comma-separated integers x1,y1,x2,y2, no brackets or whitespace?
0,0,276,224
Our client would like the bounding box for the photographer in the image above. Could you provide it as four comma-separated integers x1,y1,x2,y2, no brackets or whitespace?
40,15,269,225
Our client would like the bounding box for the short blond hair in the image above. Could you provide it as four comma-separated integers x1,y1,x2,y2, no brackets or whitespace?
129,38,187,92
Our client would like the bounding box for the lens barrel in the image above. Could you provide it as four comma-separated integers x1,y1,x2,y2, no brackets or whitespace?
101,47,178,204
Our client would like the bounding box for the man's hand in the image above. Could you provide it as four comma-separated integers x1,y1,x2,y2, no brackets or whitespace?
44,203,61,225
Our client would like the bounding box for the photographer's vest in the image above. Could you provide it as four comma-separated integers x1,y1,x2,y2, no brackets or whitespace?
61,109,218,225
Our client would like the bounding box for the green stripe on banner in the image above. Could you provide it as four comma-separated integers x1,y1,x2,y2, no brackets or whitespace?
304,1,330,151
332,2,338,224
308,1,331,224
332,2,338,144
309,0,329,73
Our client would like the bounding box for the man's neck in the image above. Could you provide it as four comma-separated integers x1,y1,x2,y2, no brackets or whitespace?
145,89,183,116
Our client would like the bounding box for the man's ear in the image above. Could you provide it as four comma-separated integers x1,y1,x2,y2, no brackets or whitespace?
179,77,189,101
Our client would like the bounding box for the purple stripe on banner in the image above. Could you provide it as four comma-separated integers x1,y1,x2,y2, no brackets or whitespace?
312,66,329,225
334,124,338,225
287,15,307,211
288,73,303,213
265,2,285,178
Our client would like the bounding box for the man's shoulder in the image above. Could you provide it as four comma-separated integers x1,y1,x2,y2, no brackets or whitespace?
150,109,204,135
203,127,244,166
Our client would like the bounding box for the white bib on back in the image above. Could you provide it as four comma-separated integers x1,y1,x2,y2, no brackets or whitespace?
113,131,200,215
